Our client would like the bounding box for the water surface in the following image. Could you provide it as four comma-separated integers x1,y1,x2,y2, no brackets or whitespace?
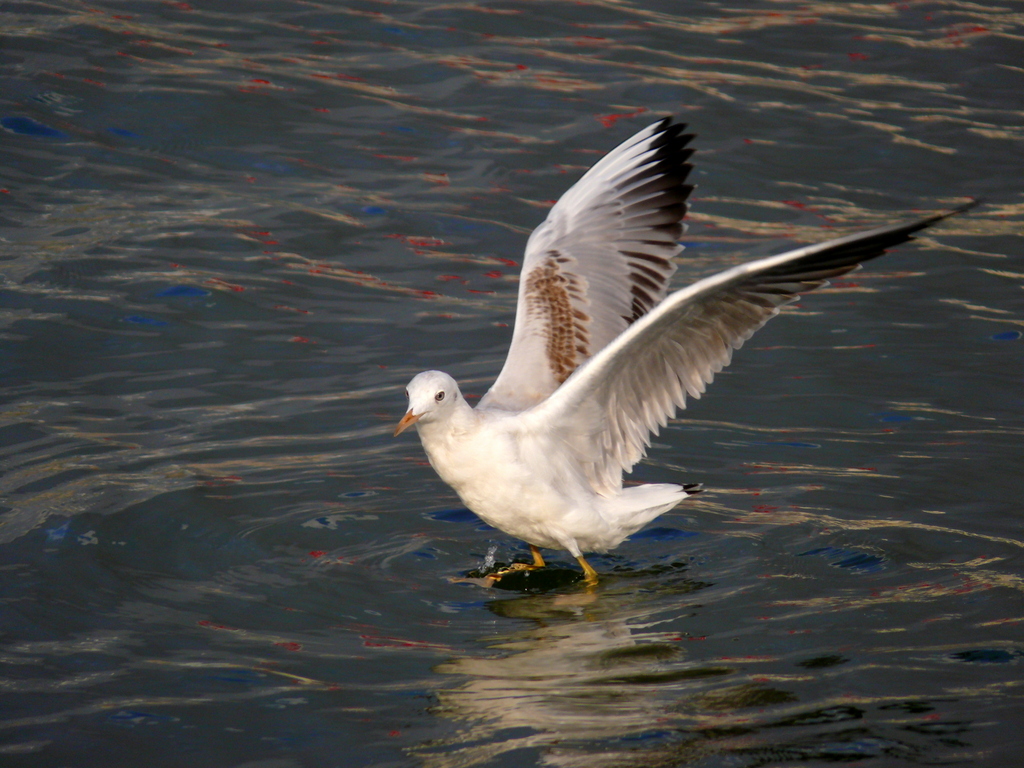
2,1,1023,766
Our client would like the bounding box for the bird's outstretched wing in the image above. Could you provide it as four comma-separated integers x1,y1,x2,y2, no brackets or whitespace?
522,203,978,495
478,118,695,412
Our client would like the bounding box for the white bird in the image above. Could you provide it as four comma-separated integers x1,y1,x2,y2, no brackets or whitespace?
394,117,973,584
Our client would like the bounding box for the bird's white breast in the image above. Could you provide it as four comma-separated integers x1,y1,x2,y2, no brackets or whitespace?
415,411,593,549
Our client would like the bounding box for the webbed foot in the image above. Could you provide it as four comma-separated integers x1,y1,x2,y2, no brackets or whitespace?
491,544,546,580
491,561,542,580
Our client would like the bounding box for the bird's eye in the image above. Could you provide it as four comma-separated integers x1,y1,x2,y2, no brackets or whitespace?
435,391,445,402
405,389,409,398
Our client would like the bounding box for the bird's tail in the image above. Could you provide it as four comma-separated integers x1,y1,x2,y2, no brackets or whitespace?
600,482,702,546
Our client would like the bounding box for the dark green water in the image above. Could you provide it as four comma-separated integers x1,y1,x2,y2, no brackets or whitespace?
1,1,1022,766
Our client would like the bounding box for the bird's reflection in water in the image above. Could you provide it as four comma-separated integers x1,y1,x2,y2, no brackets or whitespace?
415,565,962,767
416,566,743,767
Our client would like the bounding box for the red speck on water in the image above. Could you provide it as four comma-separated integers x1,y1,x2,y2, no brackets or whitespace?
406,236,446,247
309,551,326,558
274,642,302,651
595,106,648,128
198,620,236,630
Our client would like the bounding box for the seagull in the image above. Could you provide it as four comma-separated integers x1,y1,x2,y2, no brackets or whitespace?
394,117,974,584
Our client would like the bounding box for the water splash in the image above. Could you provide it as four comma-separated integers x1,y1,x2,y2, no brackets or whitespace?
482,545,498,572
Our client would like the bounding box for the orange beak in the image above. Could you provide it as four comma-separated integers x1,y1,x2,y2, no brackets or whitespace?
393,410,421,436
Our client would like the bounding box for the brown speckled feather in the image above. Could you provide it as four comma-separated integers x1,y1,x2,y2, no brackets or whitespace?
479,118,695,411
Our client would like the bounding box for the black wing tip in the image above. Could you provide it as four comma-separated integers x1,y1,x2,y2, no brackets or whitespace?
954,196,984,213
946,197,983,219
652,115,684,129
760,199,981,280
682,482,704,496
866,198,980,248
910,197,982,231
650,116,696,144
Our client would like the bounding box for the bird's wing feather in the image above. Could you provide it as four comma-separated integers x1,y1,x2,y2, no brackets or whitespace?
478,118,696,412
521,203,976,495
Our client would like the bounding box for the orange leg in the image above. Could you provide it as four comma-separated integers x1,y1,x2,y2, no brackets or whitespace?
530,544,546,568
575,555,599,585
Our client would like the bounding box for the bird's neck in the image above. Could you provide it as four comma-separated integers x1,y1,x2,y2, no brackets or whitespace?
417,398,477,445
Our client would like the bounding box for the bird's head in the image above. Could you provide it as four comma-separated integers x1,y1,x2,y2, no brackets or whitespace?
394,370,461,436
